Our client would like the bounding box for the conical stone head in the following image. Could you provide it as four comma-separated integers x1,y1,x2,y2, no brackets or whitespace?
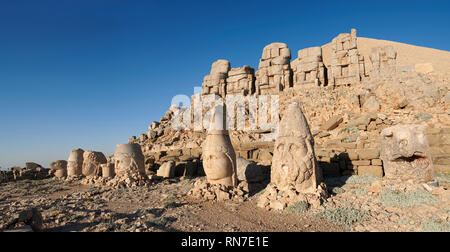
271,102,321,191
203,104,237,187
278,102,313,139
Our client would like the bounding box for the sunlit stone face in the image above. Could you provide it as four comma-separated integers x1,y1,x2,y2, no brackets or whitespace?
203,152,234,181
271,136,313,190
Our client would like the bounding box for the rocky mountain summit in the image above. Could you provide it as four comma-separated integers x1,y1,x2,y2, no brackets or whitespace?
1,29,449,232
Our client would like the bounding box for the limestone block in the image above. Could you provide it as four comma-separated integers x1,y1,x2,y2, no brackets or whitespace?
328,29,363,86
293,46,325,86
101,163,115,179
414,63,434,74
371,159,383,166
347,149,359,160
226,65,255,95
201,59,230,97
358,149,380,160
321,115,343,131
351,160,371,166
358,165,383,178
157,161,176,178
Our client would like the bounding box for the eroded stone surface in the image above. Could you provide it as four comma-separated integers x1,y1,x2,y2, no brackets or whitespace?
292,47,326,87
202,105,237,187
381,124,434,183
258,102,327,210
201,59,231,97
50,160,67,178
328,29,365,86
82,151,107,177
256,43,292,94
67,149,84,177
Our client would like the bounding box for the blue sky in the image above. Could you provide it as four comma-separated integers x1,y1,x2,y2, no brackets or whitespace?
0,0,449,169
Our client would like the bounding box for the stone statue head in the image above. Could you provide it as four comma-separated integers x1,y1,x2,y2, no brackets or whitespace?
381,124,434,183
271,102,320,191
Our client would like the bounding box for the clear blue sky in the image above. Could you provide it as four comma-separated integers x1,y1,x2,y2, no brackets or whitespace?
0,0,449,169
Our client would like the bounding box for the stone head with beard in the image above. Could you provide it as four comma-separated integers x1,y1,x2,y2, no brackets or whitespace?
271,102,322,192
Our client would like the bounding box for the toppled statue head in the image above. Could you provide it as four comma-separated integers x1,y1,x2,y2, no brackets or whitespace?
381,124,434,183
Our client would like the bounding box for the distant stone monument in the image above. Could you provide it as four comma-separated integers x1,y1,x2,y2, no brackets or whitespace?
369,46,397,76
255,43,292,94
328,29,365,86
201,59,231,97
226,66,255,95
292,47,326,87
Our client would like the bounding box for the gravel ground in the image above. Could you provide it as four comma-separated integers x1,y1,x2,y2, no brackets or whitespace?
0,174,448,232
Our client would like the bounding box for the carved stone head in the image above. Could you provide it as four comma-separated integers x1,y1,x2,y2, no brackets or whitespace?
202,104,237,187
271,102,321,192
381,124,434,183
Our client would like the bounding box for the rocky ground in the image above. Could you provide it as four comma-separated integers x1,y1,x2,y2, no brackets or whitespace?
1,174,449,232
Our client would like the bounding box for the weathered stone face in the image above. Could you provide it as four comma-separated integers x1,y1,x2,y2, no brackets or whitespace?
67,148,84,176
271,102,321,191
82,151,107,177
202,105,237,187
381,124,434,183
113,144,145,176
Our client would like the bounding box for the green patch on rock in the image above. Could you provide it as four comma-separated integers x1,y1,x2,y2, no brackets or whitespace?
354,188,368,196
435,172,450,184
345,174,380,185
421,219,450,232
415,113,433,122
146,217,174,227
339,126,359,135
397,217,410,226
316,208,368,227
380,189,439,208
286,201,310,214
